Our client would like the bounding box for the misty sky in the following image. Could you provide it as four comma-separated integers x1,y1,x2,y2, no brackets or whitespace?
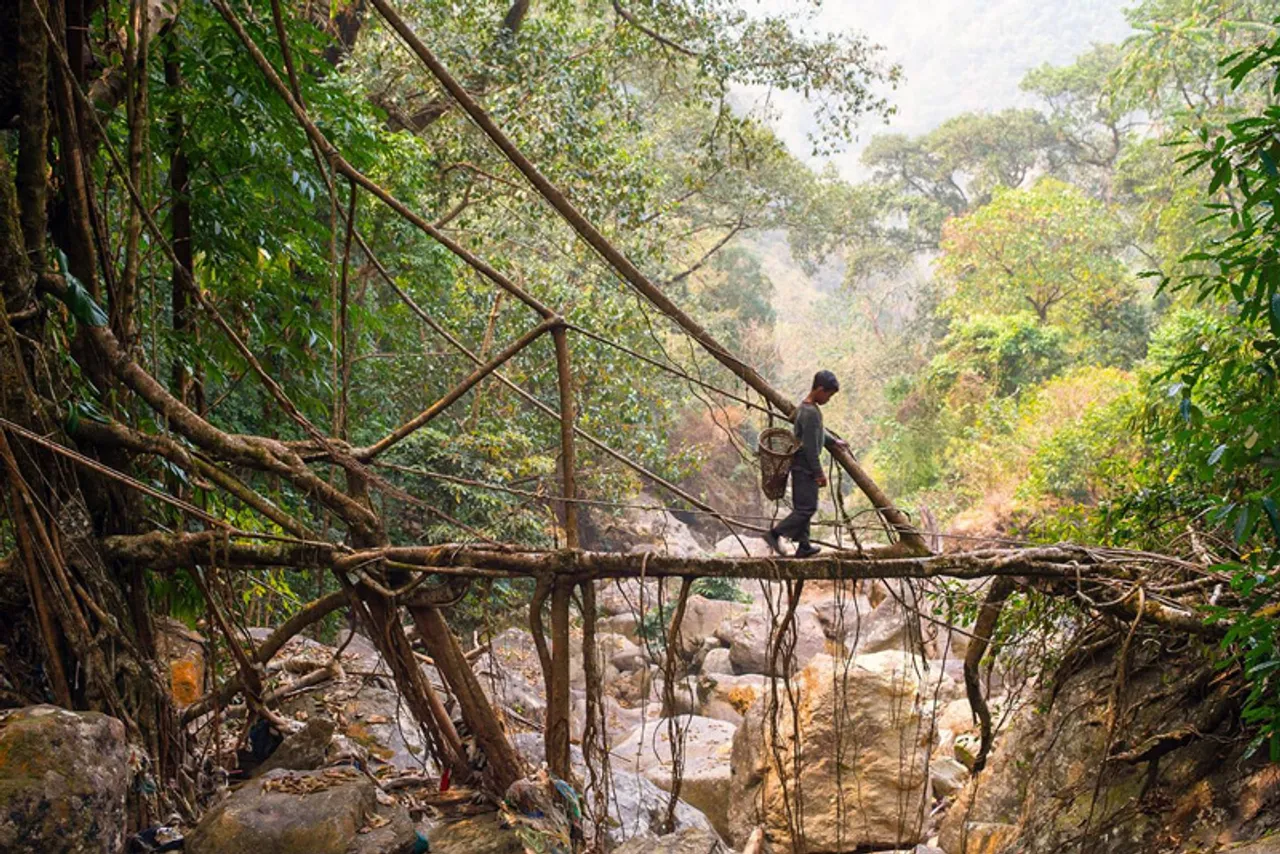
744,0,1133,179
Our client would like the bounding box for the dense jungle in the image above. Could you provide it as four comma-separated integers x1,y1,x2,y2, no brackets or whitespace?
2,0,1280,852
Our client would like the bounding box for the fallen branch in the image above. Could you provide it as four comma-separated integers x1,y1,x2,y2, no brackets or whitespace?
266,660,345,703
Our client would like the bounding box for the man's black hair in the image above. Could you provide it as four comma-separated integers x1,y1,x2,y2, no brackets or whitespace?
812,370,840,392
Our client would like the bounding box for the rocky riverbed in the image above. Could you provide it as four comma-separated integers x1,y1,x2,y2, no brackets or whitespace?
2,507,1279,853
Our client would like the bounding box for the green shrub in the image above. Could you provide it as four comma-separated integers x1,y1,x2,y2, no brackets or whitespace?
691,577,752,603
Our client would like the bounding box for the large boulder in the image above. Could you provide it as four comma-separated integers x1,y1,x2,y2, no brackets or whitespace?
844,581,974,663
654,673,700,717
427,784,723,854
702,648,733,676
597,502,705,557
604,770,722,847
248,626,333,660
601,632,649,673
809,592,872,642
351,802,417,854
938,822,1018,854
852,595,916,655
253,717,336,777
569,690,654,745
504,742,724,848
672,596,747,658
187,768,414,854
599,613,641,642
933,644,1280,854
728,652,931,851
932,697,979,759
609,666,658,708
597,579,678,618
923,658,968,704
481,628,546,685
0,705,128,854
929,757,970,799
338,632,389,674
720,606,829,676
612,715,737,839
474,628,548,724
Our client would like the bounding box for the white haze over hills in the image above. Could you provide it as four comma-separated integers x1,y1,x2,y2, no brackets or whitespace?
743,0,1133,179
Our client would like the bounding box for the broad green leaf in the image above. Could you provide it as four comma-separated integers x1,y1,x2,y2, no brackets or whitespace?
1235,505,1255,544
1263,497,1280,540
53,248,109,327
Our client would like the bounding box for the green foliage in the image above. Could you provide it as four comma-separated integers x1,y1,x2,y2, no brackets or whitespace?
941,366,1136,513
872,417,948,498
928,313,1069,399
1137,23,1280,758
691,577,750,603
873,313,1138,514
452,577,537,640
637,601,676,647
1020,389,1138,506
694,246,777,353
1118,0,1279,125
1115,137,1223,284
53,249,109,327
939,178,1134,328
596,0,903,154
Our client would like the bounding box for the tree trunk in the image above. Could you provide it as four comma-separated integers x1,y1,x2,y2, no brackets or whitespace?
165,43,201,410
409,603,525,791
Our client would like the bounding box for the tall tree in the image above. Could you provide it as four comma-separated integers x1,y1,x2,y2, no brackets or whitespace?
938,178,1134,327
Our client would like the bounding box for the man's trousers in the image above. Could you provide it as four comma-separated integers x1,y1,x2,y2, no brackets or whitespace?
773,464,818,546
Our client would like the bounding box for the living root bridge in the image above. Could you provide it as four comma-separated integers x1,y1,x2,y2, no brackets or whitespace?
102,532,1207,590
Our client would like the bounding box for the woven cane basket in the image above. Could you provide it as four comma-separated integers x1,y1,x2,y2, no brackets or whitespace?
757,427,800,500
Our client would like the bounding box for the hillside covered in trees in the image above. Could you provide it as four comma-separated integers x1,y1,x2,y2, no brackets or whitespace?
2,0,1280,853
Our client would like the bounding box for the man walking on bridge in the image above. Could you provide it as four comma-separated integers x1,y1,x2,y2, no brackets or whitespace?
766,370,843,558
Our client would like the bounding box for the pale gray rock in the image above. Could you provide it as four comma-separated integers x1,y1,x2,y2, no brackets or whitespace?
612,715,738,839
602,770,721,848
702,647,733,676
724,606,828,676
